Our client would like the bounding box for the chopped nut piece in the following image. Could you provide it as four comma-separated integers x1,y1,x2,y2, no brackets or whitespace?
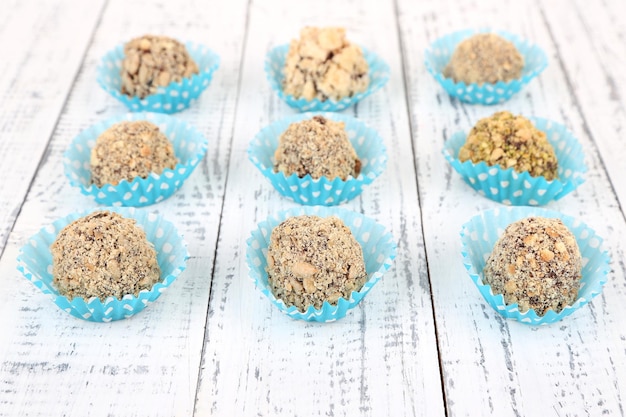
523,234,537,246
157,71,171,87
90,120,178,187
274,116,360,181
490,148,504,162
443,33,524,84
292,261,318,278
302,276,316,293
51,211,161,300
283,27,369,101
139,38,151,51
504,279,517,293
507,264,516,276
540,249,555,262
545,227,559,238
458,111,558,180
121,34,199,99
483,217,582,316
289,277,303,293
267,215,367,312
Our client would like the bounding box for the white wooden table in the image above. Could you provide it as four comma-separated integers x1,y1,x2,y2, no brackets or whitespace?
1,0,625,415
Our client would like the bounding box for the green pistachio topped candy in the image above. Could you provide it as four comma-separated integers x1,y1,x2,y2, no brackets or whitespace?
458,111,558,181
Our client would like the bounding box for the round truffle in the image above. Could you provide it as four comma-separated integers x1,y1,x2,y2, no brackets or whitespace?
267,215,368,312
483,217,582,316
90,120,178,187
283,26,369,101
51,211,161,300
121,34,199,99
274,115,361,181
443,33,524,85
458,111,558,180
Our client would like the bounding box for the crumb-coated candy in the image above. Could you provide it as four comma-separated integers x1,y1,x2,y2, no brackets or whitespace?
121,34,199,99
444,33,524,85
274,115,360,180
458,111,558,180
483,217,582,316
267,215,368,312
283,27,369,101
90,120,178,187
51,211,161,300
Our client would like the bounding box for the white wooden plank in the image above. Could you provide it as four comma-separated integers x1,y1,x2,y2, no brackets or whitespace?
396,0,626,416
0,0,248,415
0,0,105,255
538,0,626,221
2,0,625,416
194,0,445,416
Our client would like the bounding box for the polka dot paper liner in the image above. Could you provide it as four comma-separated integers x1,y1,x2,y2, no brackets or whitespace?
460,207,610,325
248,112,387,205
424,29,548,105
64,112,208,207
247,206,397,322
265,44,390,112
97,42,220,113
16,207,189,322
443,117,586,206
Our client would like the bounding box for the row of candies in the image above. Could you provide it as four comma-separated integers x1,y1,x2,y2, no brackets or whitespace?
17,27,608,326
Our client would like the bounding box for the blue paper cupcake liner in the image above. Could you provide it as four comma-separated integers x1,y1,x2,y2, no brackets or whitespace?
460,207,610,325
97,41,220,113
16,207,189,322
247,206,397,322
248,112,387,205
265,44,390,112
425,29,548,104
443,117,586,205
64,112,208,207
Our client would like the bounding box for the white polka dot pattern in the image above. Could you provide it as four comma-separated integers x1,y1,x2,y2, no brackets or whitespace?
246,206,397,322
248,112,387,205
424,29,548,105
64,112,208,207
460,207,610,325
97,42,220,114
265,45,390,112
443,117,586,205
16,207,189,322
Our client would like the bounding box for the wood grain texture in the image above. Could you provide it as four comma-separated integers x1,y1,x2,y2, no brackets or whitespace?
0,0,248,415
193,0,445,416
396,0,626,415
1,0,625,416
538,0,626,216
0,0,105,256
